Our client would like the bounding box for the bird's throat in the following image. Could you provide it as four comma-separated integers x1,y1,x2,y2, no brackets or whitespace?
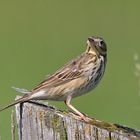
86,46,99,57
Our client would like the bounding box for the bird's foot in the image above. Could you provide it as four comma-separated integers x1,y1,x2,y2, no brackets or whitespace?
80,115,94,122
69,111,94,123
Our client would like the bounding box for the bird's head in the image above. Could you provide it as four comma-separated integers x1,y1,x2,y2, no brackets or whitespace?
86,36,107,57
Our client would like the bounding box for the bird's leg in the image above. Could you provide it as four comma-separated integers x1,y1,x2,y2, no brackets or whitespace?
65,96,92,122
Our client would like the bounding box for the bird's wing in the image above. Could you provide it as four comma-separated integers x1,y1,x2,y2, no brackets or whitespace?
32,53,87,92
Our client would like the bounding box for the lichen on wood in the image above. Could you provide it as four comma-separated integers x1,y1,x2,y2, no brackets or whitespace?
15,99,140,140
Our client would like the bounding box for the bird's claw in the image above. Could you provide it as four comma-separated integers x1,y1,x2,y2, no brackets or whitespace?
69,111,93,123
80,115,93,122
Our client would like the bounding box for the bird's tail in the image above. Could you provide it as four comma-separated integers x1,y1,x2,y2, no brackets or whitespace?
12,87,31,94
0,95,29,112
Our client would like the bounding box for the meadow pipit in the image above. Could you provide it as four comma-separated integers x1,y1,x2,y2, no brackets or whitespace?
0,36,107,122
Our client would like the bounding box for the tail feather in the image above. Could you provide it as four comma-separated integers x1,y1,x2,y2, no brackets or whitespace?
0,96,29,112
12,87,31,94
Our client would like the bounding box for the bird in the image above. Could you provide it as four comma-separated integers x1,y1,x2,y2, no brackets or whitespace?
0,36,107,122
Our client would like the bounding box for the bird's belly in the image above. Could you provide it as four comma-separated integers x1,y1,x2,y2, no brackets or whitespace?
72,68,104,98
43,77,88,101
71,80,97,98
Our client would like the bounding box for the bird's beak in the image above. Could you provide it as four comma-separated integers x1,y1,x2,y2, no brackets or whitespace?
87,37,96,48
86,37,99,56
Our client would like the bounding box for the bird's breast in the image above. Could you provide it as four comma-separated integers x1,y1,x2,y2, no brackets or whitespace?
74,57,106,97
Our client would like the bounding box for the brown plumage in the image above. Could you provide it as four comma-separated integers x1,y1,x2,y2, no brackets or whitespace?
0,36,107,122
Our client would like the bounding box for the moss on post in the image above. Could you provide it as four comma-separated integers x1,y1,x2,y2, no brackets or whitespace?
15,100,140,140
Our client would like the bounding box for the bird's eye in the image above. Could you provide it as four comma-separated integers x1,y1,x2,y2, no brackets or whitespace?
99,40,107,51
100,40,104,46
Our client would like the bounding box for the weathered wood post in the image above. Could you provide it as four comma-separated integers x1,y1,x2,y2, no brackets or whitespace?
15,100,140,140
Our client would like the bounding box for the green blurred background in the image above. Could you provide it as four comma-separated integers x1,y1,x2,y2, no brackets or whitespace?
0,0,140,139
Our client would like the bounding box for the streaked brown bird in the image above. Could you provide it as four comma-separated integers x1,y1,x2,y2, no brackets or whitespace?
0,36,107,122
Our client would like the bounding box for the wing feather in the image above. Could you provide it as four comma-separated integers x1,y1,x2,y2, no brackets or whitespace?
32,53,94,92
32,53,93,92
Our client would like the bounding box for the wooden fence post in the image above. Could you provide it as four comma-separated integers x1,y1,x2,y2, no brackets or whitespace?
15,100,140,140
